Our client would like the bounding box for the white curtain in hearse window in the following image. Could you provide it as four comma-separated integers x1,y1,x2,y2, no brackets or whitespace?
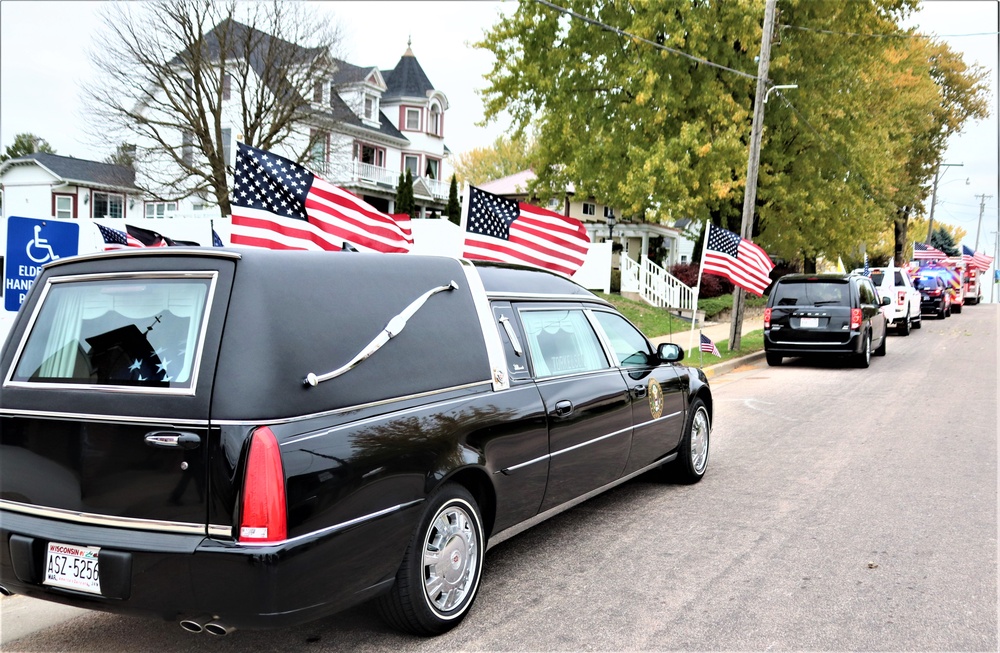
13,276,212,389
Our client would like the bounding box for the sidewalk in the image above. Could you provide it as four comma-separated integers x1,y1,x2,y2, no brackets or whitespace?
650,315,766,378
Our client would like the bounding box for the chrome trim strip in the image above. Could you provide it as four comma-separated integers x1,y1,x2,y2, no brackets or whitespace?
232,499,424,548
462,260,510,391
773,340,847,346
632,411,682,430
0,408,210,427
42,248,241,270
224,379,494,429
487,453,678,551
550,425,632,457
0,499,226,536
3,271,219,397
487,291,613,307
502,423,635,474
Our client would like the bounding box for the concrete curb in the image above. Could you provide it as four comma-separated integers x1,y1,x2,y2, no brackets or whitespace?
696,350,766,379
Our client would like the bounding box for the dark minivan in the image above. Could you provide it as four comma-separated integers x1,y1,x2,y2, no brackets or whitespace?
0,248,712,636
763,273,890,368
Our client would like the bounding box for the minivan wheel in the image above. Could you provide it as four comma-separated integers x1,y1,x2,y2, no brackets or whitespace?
665,398,710,484
376,484,484,636
874,331,887,356
766,352,782,366
854,332,871,368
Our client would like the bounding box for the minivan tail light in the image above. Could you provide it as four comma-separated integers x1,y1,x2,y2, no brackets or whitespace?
763,307,772,329
850,308,862,330
238,426,287,544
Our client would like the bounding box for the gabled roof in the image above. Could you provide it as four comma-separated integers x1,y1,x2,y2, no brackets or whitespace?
480,170,577,196
0,153,139,191
330,58,385,90
382,46,436,100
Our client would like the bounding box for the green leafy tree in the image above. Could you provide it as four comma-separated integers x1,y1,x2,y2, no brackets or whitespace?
453,133,538,185
1,133,55,163
106,143,137,170
446,174,461,225
476,1,989,268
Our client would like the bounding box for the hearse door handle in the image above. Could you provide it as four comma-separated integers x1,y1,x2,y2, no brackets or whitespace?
144,431,202,450
551,400,573,418
631,385,648,399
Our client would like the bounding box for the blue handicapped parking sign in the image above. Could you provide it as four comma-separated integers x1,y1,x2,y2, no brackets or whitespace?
5,216,79,311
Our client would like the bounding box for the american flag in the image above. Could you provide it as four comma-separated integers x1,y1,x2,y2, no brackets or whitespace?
913,242,946,260
700,333,721,357
702,224,775,296
230,142,411,253
962,245,993,271
97,223,145,250
212,229,225,247
462,185,590,277
862,253,870,277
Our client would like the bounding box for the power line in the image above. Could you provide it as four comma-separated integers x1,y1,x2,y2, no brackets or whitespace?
780,23,999,39
531,0,758,81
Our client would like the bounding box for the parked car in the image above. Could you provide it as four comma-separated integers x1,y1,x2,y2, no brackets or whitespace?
0,249,713,636
914,274,952,318
852,267,922,335
763,273,890,368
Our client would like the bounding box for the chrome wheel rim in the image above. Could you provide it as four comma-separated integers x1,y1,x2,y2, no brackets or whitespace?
864,334,871,364
422,502,479,616
690,407,710,474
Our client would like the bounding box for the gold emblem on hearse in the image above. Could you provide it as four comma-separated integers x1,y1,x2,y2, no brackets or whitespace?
648,378,664,419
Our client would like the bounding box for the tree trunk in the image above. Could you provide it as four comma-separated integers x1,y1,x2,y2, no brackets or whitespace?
893,206,910,266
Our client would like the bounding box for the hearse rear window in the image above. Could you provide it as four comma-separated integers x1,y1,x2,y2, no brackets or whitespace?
9,273,215,390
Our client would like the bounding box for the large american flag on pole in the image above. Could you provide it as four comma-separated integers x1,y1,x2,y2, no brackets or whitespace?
703,224,775,296
462,185,590,277
230,142,411,253
913,242,947,260
962,245,993,271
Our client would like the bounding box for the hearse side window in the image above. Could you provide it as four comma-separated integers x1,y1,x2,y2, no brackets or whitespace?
519,309,608,378
592,310,652,368
10,275,213,390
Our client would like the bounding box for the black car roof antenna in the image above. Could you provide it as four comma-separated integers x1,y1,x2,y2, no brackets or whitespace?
303,280,459,387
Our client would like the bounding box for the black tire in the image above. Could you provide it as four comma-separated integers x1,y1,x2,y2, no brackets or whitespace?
937,303,946,319
874,331,887,356
953,302,962,314
765,352,782,366
666,398,710,484
898,311,910,336
945,303,952,318
376,484,484,636
854,332,871,368
913,313,922,329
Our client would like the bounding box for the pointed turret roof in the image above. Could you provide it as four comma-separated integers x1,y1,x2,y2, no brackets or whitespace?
382,43,436,100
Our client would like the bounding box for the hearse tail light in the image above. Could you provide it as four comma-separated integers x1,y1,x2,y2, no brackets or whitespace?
239,426,287,544
763,307,772,329
850,308,863,330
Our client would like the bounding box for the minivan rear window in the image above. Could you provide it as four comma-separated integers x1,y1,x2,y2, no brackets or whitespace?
771,280,849,307
9,273,215,391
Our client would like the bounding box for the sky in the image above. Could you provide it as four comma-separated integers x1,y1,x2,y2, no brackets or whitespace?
0,0,997,253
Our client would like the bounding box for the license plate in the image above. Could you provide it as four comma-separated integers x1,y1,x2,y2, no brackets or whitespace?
799,317,819,328
44,542,101,595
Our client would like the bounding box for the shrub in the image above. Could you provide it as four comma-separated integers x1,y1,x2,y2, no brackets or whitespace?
669,263,733,298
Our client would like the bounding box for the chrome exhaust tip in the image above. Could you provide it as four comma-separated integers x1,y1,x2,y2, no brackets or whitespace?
204,621,236,636
179,617,206,633
0,585,14,597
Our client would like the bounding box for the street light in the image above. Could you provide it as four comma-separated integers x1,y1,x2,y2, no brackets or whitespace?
925,162,964,243
606,211,616,241
764,84,798,104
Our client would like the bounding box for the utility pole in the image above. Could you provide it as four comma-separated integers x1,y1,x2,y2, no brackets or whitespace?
925,162,963,243
974,193,992,251
730,0,777,351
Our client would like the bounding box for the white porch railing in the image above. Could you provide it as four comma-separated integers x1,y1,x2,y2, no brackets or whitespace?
353,160,399,187
620,255,696,312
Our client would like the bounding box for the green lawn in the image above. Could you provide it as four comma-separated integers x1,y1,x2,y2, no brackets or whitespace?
597,292,765,366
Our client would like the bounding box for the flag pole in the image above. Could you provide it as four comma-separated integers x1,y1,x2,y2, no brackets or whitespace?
688,223,711,355
698,329,704,367
458,183,472,259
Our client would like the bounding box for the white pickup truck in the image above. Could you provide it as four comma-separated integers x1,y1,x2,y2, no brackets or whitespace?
854,266,922,335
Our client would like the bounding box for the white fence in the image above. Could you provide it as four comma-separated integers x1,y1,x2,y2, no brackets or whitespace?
620,255,696,311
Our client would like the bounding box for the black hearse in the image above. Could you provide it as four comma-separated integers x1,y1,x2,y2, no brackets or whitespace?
0,249,712,636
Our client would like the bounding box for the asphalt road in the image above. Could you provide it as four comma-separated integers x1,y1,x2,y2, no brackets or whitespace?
1,305,996,652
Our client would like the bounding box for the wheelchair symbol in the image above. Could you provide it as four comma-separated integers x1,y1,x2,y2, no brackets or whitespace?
26,224,60,264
